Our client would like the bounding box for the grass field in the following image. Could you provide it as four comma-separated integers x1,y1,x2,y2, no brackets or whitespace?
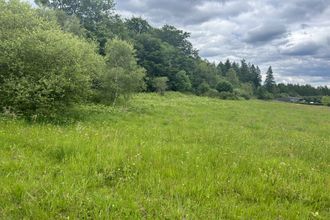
0,93,329,219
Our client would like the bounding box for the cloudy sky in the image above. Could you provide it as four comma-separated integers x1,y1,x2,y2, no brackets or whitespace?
116,0,330,86
25,0,330,86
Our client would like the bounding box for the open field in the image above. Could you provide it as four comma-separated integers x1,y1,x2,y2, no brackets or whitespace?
0,93,329,219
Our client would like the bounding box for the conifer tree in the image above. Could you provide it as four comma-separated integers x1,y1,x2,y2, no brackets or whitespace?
264,66,275,92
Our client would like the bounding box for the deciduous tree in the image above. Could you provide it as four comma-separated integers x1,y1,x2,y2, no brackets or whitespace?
97,39,146,105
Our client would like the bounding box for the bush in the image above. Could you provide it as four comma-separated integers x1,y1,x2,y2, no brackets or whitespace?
171,70,192,92
152,77,169,95
234,83,254,100
204,89,220,98
216,81,234,93
219,92,238,100
0,0,104,118
196,82,211,95
321,96,330,106
257,87,274,100
235,89,251,100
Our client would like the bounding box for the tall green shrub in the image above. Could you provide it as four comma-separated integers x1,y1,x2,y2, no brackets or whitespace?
0,0,104,117
96,39,146,105
216,81,234,93
321,96,330,106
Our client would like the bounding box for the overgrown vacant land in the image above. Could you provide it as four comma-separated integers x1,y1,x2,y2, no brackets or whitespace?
0,93,329,219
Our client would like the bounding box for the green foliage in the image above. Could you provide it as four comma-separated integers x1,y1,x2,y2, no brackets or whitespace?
125,17,151,35
0,0,104,118
171,70,192,92
36,0,114,23
133,31,197,93
152,77,169,95
196,82,211,95
37,9,87,37
239,59,250,82
277,83,330,97
219,91,238,100
217,59,262,90
96,39,146,105
321,96,330,106
226,68,239,86
0,0,57,37
257,87,275,100
217,59,328,99
251,64,262,88
216,81,234,93
156,25,196,57
236,83,254,100
193,61,220,89
134,34,167,79
265,66,276,92
36,0,115,54
204,89,220,98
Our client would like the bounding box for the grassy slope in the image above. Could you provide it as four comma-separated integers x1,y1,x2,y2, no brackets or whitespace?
0,93,329,219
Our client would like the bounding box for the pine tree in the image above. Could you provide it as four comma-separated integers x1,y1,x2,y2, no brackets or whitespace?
256,66,262,87
216,62,224,76
240,59,250,82
232,62,241,80
224,59,231,75
264,66,275,92
250,64,262,88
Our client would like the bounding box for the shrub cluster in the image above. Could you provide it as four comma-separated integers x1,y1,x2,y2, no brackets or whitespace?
0,0,144,118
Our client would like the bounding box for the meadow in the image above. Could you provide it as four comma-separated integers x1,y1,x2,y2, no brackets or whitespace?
0,93,329,219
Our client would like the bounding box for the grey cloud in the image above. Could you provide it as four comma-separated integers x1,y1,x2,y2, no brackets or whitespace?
199,48,223,58
244,23,287,44
301,24,309,29
281,64,330,78
281,42,321,56
117,0,251,25
279,0,329,22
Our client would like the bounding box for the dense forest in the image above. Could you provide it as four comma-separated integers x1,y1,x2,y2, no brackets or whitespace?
1,0,329,119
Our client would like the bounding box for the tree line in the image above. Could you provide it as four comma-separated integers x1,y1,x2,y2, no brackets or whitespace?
1,0,329,119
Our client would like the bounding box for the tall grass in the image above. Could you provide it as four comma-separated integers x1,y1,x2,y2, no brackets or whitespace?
0,93,329,219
